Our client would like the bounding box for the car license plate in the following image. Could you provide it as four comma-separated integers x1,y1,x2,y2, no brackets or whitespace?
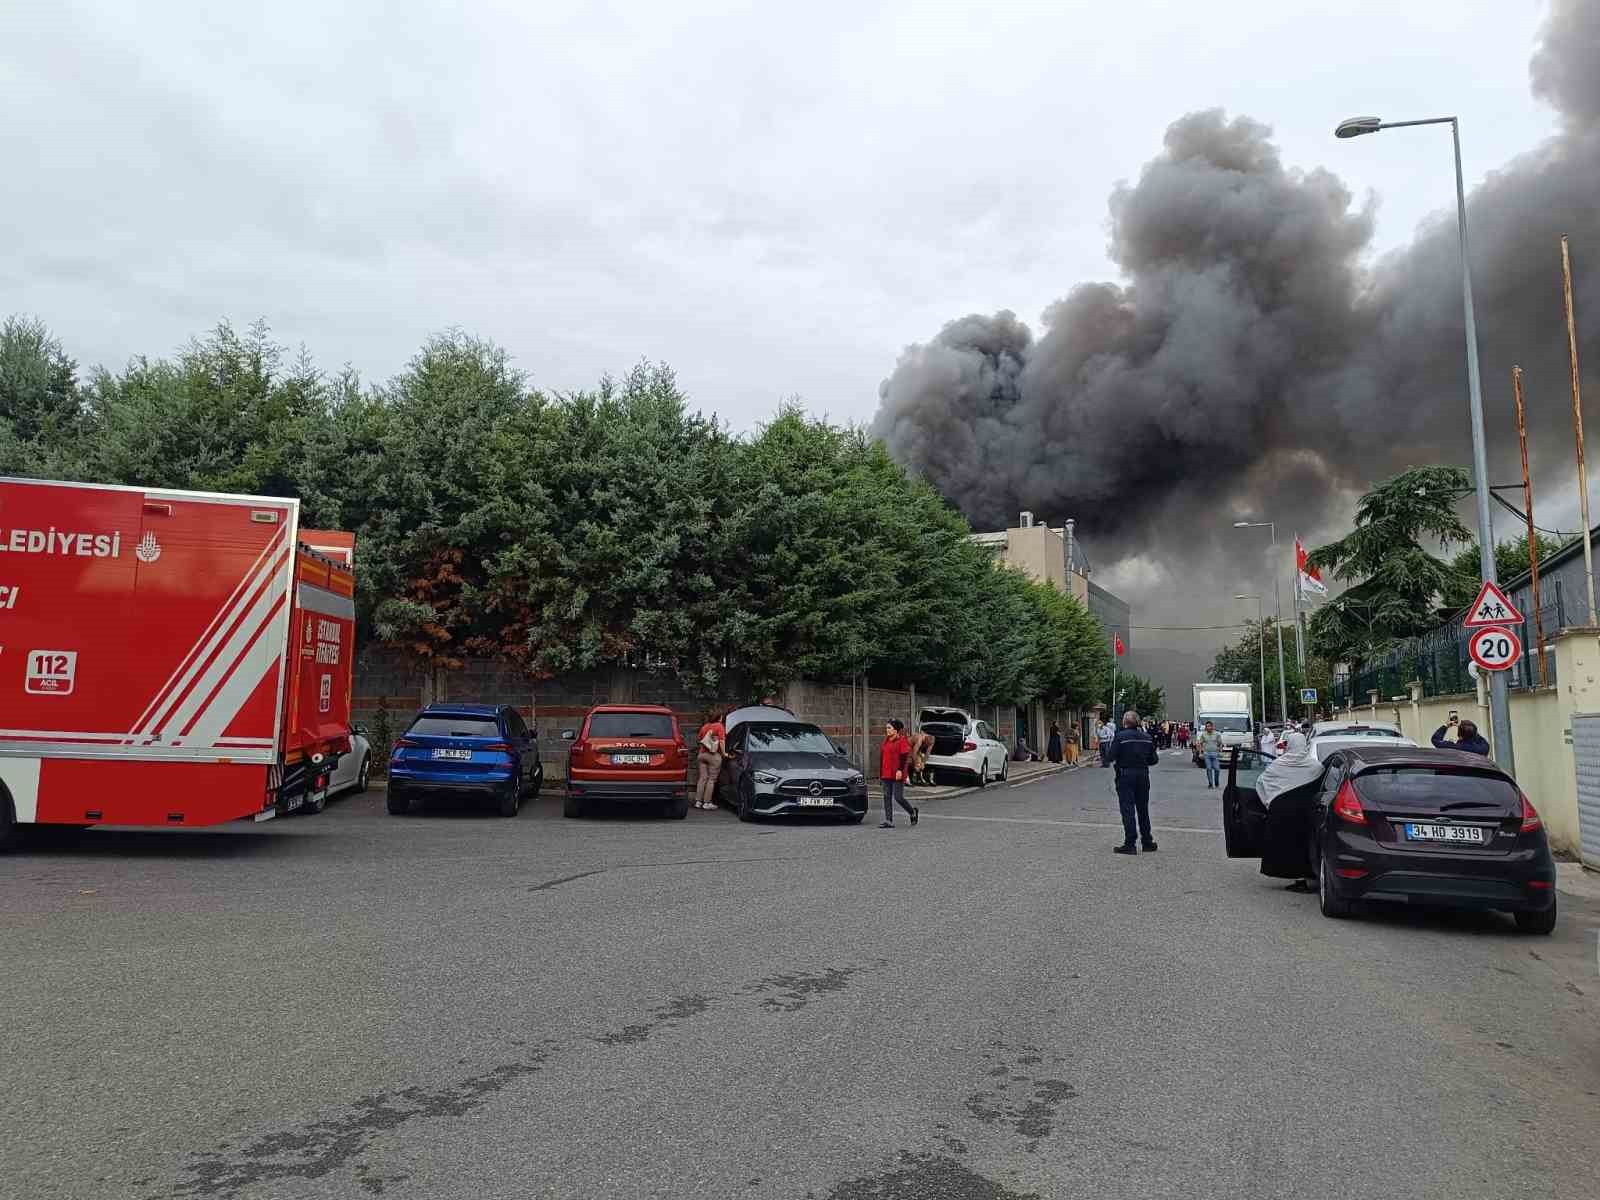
612,753,651,765
1404,823,1487,844
432,748,472,760
798,796,834,807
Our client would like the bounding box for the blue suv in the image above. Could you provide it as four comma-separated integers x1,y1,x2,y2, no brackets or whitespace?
387,704,543,817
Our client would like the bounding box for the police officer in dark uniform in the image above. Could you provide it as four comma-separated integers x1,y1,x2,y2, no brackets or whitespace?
1108,709,1160,856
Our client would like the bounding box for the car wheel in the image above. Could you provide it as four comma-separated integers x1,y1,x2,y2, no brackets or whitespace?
737,778,756,822
848,812,866,824
999,755,1009,782
667,795,689,820
306,789,326,815
976,760,988,788
1317,847,1353,919
563,791,584,819
386,786,410,816
356,756,370,794
1514,896,1557,935
498,785,520,818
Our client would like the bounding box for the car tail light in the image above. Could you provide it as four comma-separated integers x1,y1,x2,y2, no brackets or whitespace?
1335,867,1368,879
963,741,977,752
394,736,419,749
1332,780,1366,825
483,742,511,752
1519,791,1542,833
1528,879,1552,890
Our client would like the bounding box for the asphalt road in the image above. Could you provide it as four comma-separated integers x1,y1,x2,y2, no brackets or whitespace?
4,752,1598,1200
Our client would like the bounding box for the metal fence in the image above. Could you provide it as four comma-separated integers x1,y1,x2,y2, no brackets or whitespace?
1331,587,1565,707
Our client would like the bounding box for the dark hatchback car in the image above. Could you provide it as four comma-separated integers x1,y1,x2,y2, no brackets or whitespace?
1223,745,1557,932
387,704,542,817
714,707,868,822
562,704,690,819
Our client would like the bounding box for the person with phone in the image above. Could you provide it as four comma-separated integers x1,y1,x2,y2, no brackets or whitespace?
1432,715,1490,756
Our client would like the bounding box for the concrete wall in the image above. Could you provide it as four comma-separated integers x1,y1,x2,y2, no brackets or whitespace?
1356,625,1600,857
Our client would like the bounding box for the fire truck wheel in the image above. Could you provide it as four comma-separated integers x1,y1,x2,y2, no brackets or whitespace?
0,792,17,852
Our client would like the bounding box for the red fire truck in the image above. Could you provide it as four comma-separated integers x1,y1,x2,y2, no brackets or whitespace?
0,478,356,848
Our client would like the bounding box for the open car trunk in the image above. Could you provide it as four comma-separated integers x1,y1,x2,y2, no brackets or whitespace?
918,708,970,756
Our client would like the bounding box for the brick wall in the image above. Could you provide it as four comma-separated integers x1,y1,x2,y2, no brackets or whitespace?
353,648,1081,779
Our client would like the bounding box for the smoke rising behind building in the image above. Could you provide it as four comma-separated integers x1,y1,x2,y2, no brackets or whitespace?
872,0,1600,639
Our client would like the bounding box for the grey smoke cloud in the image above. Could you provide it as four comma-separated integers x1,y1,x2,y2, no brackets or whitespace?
873,0,1600,627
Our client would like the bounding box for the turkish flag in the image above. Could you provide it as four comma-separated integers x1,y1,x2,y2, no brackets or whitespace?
1296,535,1327,597
1114,634,1125,656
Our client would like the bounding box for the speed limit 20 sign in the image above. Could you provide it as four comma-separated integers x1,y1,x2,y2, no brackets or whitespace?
1468,625,1522,672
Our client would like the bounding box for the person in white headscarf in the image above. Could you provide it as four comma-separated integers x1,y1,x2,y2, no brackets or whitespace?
1255,732,1328,890
1255,732,1321,807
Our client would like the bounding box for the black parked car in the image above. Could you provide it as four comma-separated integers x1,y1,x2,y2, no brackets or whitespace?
1222,745,1557,932
714,708,868,823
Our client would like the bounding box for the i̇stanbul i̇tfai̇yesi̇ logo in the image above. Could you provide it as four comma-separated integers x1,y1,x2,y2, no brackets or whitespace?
134,532,162,564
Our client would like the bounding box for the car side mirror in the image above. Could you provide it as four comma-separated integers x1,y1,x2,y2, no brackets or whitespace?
352,724,367,737
833,742,849,756
561,729,576,741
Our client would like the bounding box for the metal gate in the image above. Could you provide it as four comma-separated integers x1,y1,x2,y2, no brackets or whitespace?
1570,712,1600,869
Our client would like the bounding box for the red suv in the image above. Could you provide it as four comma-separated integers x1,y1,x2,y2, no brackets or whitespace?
562,705,690,819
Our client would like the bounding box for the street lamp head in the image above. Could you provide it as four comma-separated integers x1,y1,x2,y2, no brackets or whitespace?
1232,521,1252,528
1335,116,1383,139
1234,593,1258,600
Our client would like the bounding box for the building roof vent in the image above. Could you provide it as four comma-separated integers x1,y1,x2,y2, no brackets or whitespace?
1019,511,1033,528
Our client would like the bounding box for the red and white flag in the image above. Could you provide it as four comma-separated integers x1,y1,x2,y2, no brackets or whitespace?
1113,633,1126,656
1296,535,1327,598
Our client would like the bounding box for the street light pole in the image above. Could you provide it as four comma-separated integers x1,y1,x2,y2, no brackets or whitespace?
1335,114,1513,772
1236,593,1265,726
1234,521,1290,723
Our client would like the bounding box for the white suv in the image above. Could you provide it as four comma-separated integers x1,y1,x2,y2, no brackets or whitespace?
917,707,1009,787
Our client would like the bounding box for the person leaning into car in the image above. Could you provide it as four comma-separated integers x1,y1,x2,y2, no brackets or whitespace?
694,716,726,810
1108,710,1160,856
878,719,918,828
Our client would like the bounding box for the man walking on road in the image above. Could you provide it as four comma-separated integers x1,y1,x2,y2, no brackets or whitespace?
1108,710,1159,855
1098,717,1116,767
1196,720,1223,788
878,719,918,828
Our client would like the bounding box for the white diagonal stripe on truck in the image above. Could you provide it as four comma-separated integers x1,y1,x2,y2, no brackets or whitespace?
128,537,289,743
176,592,292,749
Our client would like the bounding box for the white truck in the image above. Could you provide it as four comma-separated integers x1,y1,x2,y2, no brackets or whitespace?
1191,683,1254,750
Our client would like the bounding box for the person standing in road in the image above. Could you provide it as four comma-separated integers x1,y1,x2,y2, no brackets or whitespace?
1432,716,1490,756
1098,718,1116,767
878,719,918,827
695,715,725,810
1196,720,1224,788
1258,725,1277,757
1108,710,1160,855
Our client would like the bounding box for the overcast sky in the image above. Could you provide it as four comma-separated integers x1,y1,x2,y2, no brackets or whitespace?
2,0,1559,432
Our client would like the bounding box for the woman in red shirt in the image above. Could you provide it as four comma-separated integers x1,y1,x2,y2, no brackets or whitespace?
878,719,918,828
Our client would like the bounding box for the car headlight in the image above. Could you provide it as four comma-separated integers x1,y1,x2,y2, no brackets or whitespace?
846,772,865,785
752,770,781,785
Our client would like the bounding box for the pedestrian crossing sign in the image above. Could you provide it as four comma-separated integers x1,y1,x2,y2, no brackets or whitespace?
1462,580,1523,629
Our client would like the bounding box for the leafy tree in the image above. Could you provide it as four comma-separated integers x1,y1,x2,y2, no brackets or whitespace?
1443,533,1564,611
0,315,83,475
1208,618,1333,722
1305,466,1473,669
1103,672,1165,720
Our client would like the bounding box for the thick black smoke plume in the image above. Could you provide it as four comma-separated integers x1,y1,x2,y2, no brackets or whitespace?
873,0,1600,629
